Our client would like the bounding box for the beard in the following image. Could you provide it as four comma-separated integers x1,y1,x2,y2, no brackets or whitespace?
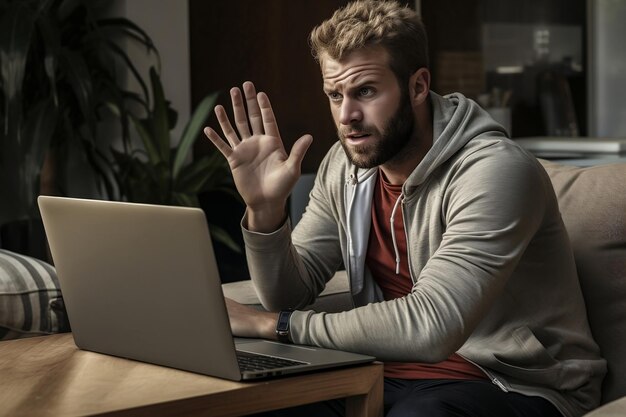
338,93,415,169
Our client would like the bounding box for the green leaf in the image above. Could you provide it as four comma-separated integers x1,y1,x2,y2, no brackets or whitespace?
209,223,242,253
37,14,61,107
103,38,150,105
198,156,231,189
174,155,216,194
111,148,157,204
149,67,171,164
97,17,159,58
129,114,161,166
176,152,230,192
83,144,120,201
22,98,58,166
57,0,82,21
58,48,96,139
100,97,130,153
0,98,57,222
122,90,149,113
35,0,55,16
167,102,178,130
172,91,219,179
0,2,35,140
173,192,196,207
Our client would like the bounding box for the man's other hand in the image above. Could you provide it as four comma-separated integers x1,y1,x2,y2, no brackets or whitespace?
224,297,279,340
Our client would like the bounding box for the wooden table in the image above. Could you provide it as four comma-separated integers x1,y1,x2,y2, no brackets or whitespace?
0,334,383,417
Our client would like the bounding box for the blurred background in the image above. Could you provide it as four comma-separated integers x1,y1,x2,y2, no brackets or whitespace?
2,0,624,282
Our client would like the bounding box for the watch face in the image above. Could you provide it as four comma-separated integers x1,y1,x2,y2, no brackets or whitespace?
276,310,291,332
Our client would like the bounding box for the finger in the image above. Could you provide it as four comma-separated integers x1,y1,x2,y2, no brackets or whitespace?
243,81,264,135
203,127,233,158
214,105,241,147
287,134,313,172
230,87,252,139
257,92,281,139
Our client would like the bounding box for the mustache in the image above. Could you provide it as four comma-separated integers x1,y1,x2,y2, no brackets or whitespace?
338,123,375,138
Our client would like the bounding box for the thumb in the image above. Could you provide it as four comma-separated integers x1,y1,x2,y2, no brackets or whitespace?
287,134,313,171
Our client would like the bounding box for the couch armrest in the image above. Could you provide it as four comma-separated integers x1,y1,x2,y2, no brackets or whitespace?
583,397,626,417
222,271,353,312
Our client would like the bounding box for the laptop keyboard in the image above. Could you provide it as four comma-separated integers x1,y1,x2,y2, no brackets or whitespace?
236,350,308,372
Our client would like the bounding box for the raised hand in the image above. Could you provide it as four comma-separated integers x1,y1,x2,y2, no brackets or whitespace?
204,82,312,232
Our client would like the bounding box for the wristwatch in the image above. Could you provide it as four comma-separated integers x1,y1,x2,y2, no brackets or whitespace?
275,310,293,344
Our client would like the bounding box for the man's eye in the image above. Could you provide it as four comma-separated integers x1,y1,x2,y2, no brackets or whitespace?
328,92,342,101
358,87,374,97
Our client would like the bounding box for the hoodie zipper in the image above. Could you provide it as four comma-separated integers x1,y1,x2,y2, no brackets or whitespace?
457,353,509,392
345,174,358,279
400,197,418,285
389,193,405,275
491,377,509,392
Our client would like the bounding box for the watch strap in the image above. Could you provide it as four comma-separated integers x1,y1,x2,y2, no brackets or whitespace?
275,310,293,344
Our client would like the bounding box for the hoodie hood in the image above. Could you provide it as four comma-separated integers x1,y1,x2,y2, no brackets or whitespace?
403,91,508,192
343,91,510,285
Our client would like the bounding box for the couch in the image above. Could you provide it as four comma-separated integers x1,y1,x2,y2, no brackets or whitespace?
223,159,626,416
1,159,623,415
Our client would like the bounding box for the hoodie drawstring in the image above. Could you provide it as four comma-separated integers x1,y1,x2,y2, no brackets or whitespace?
389,193,404,275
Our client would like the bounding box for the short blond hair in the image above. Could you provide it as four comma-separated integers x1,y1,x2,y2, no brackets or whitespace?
309,0,429,81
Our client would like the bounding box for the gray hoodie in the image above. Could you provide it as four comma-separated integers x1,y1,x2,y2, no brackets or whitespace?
242,92,606,417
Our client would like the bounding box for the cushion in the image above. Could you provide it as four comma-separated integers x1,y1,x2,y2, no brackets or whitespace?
0,249,70,340
584,396,626,417
540,160,626,404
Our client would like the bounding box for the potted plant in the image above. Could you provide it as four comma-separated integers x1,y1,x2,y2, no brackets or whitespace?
111,67,241,253
0,0,156,256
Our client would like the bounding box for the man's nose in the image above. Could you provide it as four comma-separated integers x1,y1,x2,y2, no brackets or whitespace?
339,98,363,125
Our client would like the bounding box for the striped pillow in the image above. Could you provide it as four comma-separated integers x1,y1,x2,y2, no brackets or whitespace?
0,249,70,340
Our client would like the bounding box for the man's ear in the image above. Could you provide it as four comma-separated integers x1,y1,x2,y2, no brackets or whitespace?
409,68,430,106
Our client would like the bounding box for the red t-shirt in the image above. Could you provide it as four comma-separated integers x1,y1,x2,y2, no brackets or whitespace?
365,170,487,380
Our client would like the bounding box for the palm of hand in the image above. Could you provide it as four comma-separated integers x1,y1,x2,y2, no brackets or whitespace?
228,134,297,210
203,82,312,218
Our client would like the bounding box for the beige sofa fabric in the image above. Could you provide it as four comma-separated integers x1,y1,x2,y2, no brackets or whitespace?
584,396,626,417
539,160,626,404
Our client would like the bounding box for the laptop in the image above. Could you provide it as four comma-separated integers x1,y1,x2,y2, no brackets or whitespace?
38,196,374,381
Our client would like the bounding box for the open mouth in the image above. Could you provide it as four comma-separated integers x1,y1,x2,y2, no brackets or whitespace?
346,132,370,140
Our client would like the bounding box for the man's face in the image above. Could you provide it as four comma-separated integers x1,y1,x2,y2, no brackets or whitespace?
321,46,414,169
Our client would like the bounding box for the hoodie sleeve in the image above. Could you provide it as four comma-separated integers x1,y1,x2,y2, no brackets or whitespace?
289,144,550,362
242,144,346,311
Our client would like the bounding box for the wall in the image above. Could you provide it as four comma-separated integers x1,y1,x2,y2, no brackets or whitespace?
422,0,586,138
588,0,626,137
110,0,191,144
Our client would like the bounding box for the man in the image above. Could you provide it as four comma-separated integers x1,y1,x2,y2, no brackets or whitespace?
203,1,605,416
